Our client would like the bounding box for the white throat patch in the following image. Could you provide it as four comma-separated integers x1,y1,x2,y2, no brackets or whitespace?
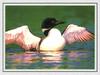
42,28,49,32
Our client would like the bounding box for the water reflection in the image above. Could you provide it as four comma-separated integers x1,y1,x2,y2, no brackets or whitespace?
40,50,63,63
7,51,39,64
6,49,94,69
67,51,89,60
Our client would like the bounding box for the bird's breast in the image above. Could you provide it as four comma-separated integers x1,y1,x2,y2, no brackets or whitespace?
39,35,65,51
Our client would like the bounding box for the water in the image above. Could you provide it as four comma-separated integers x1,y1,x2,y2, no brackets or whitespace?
5,48,94,69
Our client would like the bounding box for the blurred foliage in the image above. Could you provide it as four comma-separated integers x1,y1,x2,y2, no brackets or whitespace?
6,6,94,35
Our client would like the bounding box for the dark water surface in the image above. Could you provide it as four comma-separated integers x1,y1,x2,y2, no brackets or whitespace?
5,48,94,69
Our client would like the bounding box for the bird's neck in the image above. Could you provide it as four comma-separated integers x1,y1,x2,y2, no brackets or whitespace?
42,28,49,32
42,28,51,36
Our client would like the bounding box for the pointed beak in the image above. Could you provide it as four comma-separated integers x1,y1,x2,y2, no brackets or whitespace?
56,21,65,25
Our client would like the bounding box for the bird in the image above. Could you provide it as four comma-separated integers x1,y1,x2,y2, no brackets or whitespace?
5,17,94,51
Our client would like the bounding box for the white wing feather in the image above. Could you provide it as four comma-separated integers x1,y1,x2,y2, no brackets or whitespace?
62,24,94,44
5,25,41,50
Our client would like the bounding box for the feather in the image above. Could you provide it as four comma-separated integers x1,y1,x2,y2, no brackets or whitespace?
62,24,94,44
5,25,41,50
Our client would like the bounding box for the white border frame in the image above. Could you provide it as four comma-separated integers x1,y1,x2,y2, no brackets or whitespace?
2,3,98,72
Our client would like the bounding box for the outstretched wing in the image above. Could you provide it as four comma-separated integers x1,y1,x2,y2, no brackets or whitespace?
62,24,94,44
5,25,41,50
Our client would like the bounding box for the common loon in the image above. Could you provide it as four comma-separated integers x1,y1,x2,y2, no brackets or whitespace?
5,18,94,51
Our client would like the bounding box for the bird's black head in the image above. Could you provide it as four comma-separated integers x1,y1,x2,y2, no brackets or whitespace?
41,17,64,29
41,17,65,36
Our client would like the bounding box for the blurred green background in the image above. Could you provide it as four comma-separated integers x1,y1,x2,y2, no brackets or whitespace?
5,6,95,69
6,6,94,34
6,6,94,49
